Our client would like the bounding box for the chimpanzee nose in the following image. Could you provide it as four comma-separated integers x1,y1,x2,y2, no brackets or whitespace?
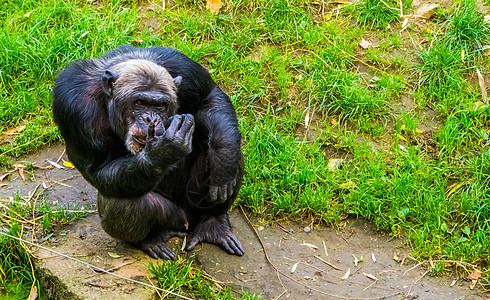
144,112,160,125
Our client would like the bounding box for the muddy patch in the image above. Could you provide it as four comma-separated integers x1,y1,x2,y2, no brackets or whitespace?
1,146,488,299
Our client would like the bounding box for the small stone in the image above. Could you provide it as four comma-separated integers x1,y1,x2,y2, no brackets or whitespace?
304,226,311,233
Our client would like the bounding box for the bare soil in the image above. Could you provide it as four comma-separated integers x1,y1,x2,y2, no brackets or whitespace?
1,144,489,299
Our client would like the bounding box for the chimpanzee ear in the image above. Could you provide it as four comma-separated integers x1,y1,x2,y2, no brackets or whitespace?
102,70,117,96
173,76,182,88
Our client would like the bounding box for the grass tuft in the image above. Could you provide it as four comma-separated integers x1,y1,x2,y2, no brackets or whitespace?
0,224,34,298
445,0,490,60
356,0,412,29
148,256,261,299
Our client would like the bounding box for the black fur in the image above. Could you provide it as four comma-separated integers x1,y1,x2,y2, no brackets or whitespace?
53,45,244,259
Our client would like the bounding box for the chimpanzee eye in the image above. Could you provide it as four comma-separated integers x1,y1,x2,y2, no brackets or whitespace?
157,102,165,107
136,100,143,106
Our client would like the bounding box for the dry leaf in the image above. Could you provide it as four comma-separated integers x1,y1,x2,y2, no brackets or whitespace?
131,38,143,44
18,168,25,181
412,0,420,5
393,253,400,262
447,181,466,197
476,69,488,104
27,285,38,300
371,253,376,263
1,125,26,138
414,4,439,19
108,252,122,258
470,279,477,289
359,38,373,49
341,268,351,280
304,112,310,129
400,17,410,33
467,269,481,281
47,160,64,169
291,262,299,273
206,0,222,14
397,134,407,141
63,161,75,168
339,180,356,189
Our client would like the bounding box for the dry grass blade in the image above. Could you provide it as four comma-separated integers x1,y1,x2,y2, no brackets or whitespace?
476,69,488,104
314,255,341,270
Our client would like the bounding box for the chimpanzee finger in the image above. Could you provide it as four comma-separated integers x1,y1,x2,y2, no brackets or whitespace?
147,123,155,139
166,114,184,134
218,186,227,203
183,121,195,145
141,245,158,259
185,238,200,251
227,179,235,197
179,114,195,133
220,237,240,255
209,186,218,202
229,235,244,256
157,245,176,260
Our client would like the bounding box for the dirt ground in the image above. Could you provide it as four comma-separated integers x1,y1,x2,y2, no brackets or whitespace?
1,144,489,299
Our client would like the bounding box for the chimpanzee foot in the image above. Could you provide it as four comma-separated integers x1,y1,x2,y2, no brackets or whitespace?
134,230,186,260
186,214,244,256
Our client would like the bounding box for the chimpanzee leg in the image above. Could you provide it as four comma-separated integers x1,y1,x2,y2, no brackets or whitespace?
97,192,188,259
183,153,244,256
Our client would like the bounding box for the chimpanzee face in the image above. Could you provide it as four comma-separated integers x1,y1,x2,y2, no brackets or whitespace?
101,59,182,154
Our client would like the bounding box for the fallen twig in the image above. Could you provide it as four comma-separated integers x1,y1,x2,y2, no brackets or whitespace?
414,270,430,283
314,255,341,270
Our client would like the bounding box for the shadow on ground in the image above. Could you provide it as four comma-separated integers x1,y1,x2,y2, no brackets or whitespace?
1,144,488,299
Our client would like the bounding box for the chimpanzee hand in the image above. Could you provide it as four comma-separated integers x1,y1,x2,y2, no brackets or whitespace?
210,178,237,204
143,114,195,166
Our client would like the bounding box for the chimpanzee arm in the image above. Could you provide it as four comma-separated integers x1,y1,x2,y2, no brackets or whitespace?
88,154,164,198
195,87,242,203
72,114,195,199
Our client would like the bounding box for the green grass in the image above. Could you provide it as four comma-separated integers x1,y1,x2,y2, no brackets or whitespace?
0,0,139,165
355,0,413,29
1,0,490,296
38,200,89,232
149,256,261,299
445,0,490,60
0,224,35,298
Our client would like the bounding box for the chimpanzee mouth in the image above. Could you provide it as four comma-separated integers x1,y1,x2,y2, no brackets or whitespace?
132,135,146,146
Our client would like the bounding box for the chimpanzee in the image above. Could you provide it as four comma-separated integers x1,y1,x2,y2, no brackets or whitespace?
52,45,244,260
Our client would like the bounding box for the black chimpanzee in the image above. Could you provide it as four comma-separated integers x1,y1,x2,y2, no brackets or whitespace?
52,45,244,260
